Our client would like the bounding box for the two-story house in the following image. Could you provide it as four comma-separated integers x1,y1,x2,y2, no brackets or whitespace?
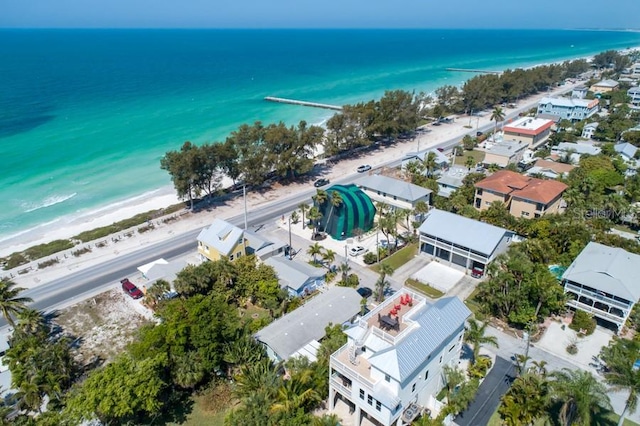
197,218,285,262
562,242,640,334
482,140,528,168
502,116,554,149
418,209,513,276
537,97,599,121
329,291,471,426
474,170,568,218
628,87,640,108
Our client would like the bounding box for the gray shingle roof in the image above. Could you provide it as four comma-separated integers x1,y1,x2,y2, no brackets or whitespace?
255,287,361,360
368,297,471,382
356,175,431,203
486,140,528,157
562,242,640,302
264,257,325,293
197,218,244,256
418,209,513,257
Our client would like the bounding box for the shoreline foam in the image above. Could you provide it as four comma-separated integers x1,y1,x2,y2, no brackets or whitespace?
2,41,638,257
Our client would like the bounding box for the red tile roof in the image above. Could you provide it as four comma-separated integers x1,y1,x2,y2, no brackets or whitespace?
475,170,568,204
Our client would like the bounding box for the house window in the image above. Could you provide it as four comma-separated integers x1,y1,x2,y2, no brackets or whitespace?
229,254,234,261
412,383,416,392
367,395,373,405
425,370,429,380
521,211,530,217
376,401,382,411
359,389,365,400
439,355,443,364
237,252,242,258
385,374,390,382
449,344,456,352
476,189,483,195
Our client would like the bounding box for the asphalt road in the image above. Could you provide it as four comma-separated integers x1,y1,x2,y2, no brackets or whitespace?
454,356,516,426
3,101,532,326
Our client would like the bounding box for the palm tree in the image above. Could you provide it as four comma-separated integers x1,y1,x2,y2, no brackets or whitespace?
550,368,612,426
270,368,320,415
143,279,170,308
0,278,33,328
423,151,438,178
15,375,43,413
15,309,47,336
325,191,343,233
490,106,505,140
601,339,640,426
307,243,323,265
172,352,206,389
298,202,309,227
465,155,475,171
375,263,395,302
307,206,323,237
311,414,341,426
321,249,336,270
233,358,280,400
464,320,499,364
338,262,351,283
312,189,328,208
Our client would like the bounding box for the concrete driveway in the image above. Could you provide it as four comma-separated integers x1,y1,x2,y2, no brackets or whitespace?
454,357,515,426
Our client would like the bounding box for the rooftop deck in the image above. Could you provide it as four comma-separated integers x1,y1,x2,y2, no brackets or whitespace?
358,290,427,344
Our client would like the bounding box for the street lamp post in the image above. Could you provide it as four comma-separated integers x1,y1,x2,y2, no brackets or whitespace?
243,183,248,230
288,215,293,260
376,229,380,264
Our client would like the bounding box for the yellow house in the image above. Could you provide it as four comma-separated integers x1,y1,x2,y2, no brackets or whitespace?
197,218,286,262
590,79,619,94
197,218,248,262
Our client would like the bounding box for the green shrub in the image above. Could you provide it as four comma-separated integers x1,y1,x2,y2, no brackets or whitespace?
24,239,74,260
566,343,578,355
37,258,60,269
468,356,492,379
2,253,29,270
363,252,377,264
338,273,360,288
569,310,596,335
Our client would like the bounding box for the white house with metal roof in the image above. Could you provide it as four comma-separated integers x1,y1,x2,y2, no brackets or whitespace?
436,166,470,198
401,149,449,172
628,87,640,108
581,122,599,139
562,242,640,333
329,291,471,426
354,175,432,211
417,209,514,276
614,142,638,162
255,286,361,363
264,256,326,297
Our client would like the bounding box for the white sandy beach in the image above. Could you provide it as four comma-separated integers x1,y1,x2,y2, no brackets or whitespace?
0,80,586,289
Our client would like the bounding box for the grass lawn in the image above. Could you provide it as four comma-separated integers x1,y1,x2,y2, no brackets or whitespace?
463,287,487,321
405,278,444,299
454,149,485,167
168,402,227,426
370,243,417,273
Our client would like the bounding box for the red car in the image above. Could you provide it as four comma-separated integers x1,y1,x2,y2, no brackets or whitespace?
121,278,144,299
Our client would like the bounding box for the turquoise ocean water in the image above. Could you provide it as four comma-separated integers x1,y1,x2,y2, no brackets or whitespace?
1,29,640,245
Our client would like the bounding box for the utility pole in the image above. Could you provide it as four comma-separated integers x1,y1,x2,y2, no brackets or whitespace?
243,183,248,230
376,229,380,264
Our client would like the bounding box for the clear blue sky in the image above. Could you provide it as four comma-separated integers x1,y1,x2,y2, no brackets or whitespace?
2,0,639,29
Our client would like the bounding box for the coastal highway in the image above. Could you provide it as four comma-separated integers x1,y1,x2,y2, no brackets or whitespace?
2,112,511,326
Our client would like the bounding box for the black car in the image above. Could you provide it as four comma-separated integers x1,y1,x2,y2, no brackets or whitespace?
314,178,330,187
357,287,373,298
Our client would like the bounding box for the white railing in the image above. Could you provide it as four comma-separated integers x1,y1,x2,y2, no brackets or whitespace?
566,300,626,324
564,283,630,310
330,374,353,396
331,345,377,390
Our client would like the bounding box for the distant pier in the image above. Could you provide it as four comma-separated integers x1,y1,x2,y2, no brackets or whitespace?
446,68,501,75
264,96,343,111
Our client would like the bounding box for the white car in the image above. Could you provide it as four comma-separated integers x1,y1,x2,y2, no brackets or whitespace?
349,246,367,256
356,164,372,173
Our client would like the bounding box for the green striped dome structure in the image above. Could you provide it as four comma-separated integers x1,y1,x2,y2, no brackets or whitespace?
318,184,376,240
